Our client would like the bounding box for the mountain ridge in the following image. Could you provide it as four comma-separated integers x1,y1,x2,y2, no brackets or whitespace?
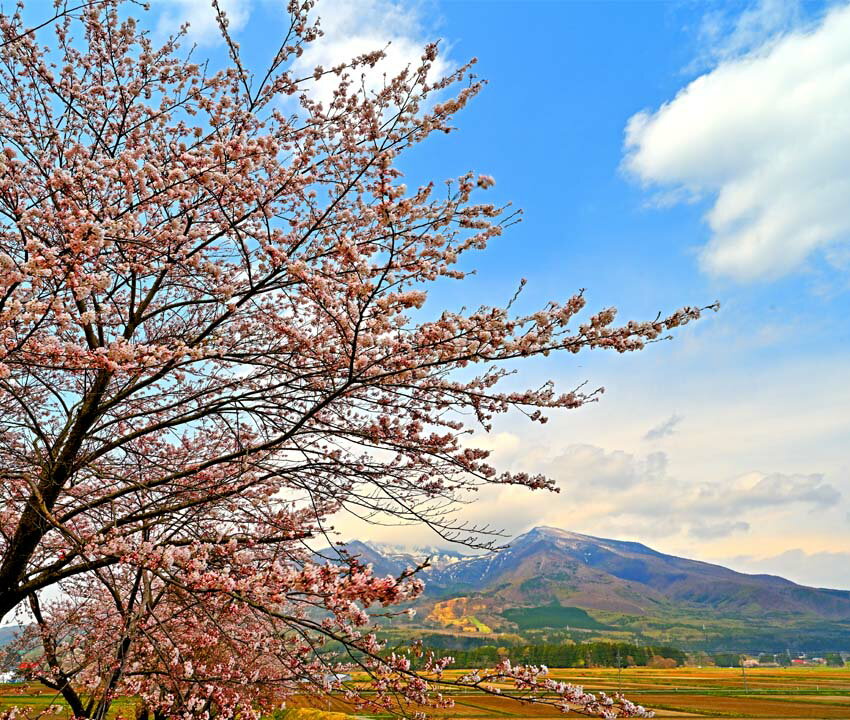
326,526,850,649
357,525,834,595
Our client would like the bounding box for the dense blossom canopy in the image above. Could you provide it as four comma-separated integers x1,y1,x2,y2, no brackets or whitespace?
0,1,711,717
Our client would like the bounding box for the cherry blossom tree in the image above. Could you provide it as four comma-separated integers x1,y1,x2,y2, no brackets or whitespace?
0,0,712,717
12,558,656,720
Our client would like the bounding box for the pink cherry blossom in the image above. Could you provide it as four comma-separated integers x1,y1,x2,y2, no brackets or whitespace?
0,1,711,717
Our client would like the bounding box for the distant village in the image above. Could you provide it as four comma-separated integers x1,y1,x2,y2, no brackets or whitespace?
713,651,847,668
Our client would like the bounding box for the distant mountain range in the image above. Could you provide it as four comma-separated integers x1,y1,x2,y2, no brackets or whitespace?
4,528,848,654
0,626,17,647
329,526,850,652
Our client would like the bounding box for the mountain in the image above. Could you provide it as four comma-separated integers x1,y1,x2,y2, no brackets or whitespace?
426,526,850,618
0,625,20,649
314,540,467,578
333,527,850,651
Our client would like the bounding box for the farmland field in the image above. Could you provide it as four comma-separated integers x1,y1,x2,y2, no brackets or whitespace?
299,667,850,719
3,667,850,718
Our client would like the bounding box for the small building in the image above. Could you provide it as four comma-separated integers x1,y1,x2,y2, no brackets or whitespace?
322,672,352,685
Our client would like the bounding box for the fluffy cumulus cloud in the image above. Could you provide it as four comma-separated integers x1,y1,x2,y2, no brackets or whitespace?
336,430,848,585
290,0,451,107
403,439,842,547
152,0,253,46
541,449,840,538
553,444,668,490
624,2,850,281
338,348,850,586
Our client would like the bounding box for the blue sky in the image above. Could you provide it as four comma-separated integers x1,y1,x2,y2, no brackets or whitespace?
144,0,850,588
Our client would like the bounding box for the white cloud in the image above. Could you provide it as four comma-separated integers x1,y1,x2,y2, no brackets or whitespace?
333,349,850,593
552,444,668,491
290,0,451,107
470,431,521,458
333,345,850,586
384,441,840,547
624,2,850,281
539,450,840,537
334,436,844,583
152,0,253,47
148,0,449,100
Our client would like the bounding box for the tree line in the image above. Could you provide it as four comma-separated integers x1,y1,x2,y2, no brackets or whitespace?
408,642,687,669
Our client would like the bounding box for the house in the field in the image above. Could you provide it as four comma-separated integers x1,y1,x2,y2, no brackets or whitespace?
323,672,352,685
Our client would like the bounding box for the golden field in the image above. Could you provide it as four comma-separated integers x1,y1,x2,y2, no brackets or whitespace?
4,667,850,719
297,667,850,719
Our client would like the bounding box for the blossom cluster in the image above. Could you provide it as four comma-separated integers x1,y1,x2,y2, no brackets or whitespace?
0,1,711,717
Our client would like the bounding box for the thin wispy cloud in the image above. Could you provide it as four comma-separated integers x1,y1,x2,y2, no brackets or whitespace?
644,414,683,441
690,0,806,71
690,520,750,540
731,548,850,587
